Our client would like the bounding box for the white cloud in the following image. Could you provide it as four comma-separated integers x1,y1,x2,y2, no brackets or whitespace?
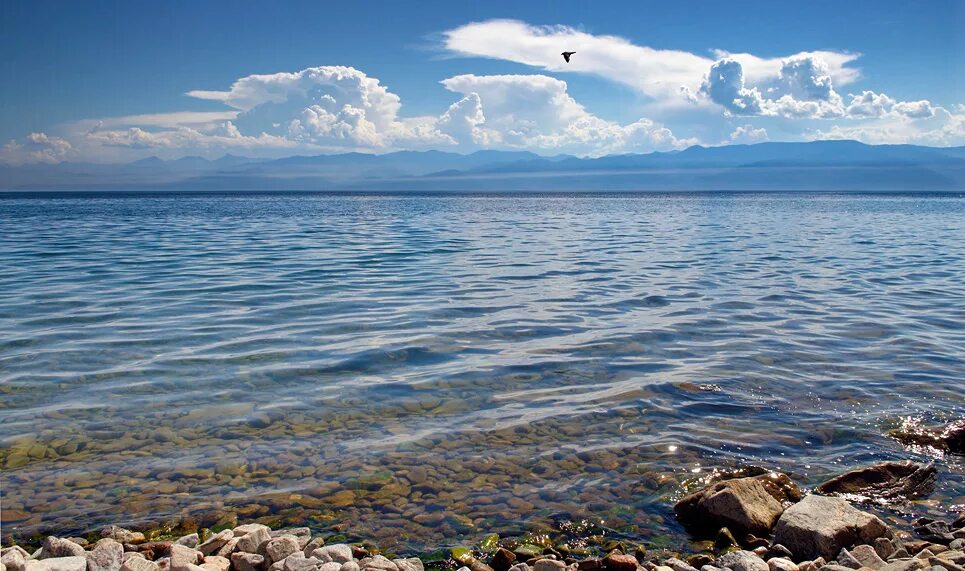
729,125,769,144
0,132,74,164
807,105,965,146
439,74,696,155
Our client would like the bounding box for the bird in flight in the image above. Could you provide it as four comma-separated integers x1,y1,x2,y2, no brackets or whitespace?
561,51,575,63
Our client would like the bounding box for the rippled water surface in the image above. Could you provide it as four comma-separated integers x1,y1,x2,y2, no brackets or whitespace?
1,192,963,550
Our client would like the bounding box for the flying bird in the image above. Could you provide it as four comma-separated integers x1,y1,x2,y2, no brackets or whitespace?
561,51,575,63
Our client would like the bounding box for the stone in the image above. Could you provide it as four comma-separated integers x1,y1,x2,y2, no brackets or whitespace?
717,528,740,552
339,563,359,571
301,541,324,559
717,551,769,571
121,559,159,571
665,559,698,571
282,555,321,571
930,558,964,571
602,552,637,571
676,475,800,537
850,545,886,569
319,564,342,571
391,560,422,571
311,547,352,565
170,546,203,571
101,528,145,545
491,550,516,571
917,523,955,545
88,540,125,571
200,558,229,571
137,544,174,561
836,549,863,569
816,462,937,504
889,420,964,454
42,540,86,560
359,556,397,571
230,554,265,571
819,566,854,571
122,555,144,564
879,561,928,571
25,562,49,571
688,556,713,569
42,558,87,571
507,565,530,571
950,541,965,551
767,546,795,561
773,495,891,560
196,532,233,557
875,539,898,561
175,537,198,550
269,532,311,551
533,561,566,571
768,559,799,571
265,539,301,566
236,529,270,555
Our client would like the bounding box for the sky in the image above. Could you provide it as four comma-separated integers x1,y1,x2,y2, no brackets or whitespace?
1,0,962,164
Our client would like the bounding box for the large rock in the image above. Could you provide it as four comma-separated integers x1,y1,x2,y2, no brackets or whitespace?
42,539,86,560
717,551,768,571
815,462,937,503
773,495,891,560
235,528,271,555
265,539,300,566
675,473,801,536
87,539,125,571
169,546,202,571
889,420,964,454
3,549,28,571
42,558,87,571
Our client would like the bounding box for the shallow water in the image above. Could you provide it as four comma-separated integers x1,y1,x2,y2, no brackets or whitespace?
1,191,963,551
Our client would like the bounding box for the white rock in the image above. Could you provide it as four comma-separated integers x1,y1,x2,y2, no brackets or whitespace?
533,561,566,571
773,496,890,560
717,551,769,571
120,558,158,571
87,539,124,571
340,562,360,571
359,556,396,571
319,564,342,571
42,558,87,571
236,529,271,555
2,548,28,571
392,559,422,571
169,545,202,571
311,546,352,565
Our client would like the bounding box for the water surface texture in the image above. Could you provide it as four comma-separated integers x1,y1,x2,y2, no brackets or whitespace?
1,192,963,550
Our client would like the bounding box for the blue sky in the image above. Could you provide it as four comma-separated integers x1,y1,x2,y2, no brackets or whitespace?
1,0,962,163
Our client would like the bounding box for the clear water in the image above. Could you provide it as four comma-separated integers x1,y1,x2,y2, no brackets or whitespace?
1,191,963,551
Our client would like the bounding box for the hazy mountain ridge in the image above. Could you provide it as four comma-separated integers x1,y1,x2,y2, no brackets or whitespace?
2,141,963,191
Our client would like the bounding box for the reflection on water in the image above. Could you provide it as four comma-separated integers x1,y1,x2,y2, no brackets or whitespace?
0,192,963,550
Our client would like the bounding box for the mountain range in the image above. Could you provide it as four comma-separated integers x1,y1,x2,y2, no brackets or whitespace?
2,141,964,191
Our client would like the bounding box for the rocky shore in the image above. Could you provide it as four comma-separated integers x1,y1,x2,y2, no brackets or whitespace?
3,451,964,571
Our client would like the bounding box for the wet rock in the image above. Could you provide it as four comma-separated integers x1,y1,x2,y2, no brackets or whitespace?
169,546,203,571
768,559,798,571
676,475,800,537
815,462,937,503
773,495,891,560
717,551,768,571
665,558,698,571
197,532,233,557
602,551,637,571
102,528,146,545
687,555,713,569
391,559,423,571
87,539,125,571
491,549,516,571
745,536,771,549
716,528,740,552
889,420,964,454
916,522,955,545
311,546,353,565
532,561,565,571
41,558,87,571
230,554,265,571
42,539,86,559
174,537,198,550
121,559,159,571
265,539,300,566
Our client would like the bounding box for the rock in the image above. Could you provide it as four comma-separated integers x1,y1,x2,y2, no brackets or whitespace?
717,528,740,552
359,556,397,571
766,546,795,561
717,551,769,571
676,475,801,537
265,539,301,566
768,559,799,571
319,564,342,571
2,551,24,571
279,554,319,571
875,539,898,561
301,541,324,559
311,547,353,565
773,495,891,560
102,528,146,545
819,566,854,571
169,546,202,571
121,559,159,571
339,563,360,571
889,420,964,454
391,560,421,571
602,552,637,571
200,558,229,571
929,557,964,571
688,556,713,569
815,462,937,503
836,548,863,569
122,555,144,564
42,558,87,571
269,532,311,552
950,541,964,551
88,540,125,571
42,539,86,560
230,554,265,571
879,561,928,571
917,522,955,545
532,561,565,571
491,550,516,571
665,559,697,571
235,529,270,555
850,545,886,569
196,532,232,558
175,537,198,550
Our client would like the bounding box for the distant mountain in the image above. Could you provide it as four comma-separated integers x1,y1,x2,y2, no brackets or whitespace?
1,141,963,191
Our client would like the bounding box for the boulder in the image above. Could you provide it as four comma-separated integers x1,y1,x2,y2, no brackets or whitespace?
230,554,265,571
199,557,229,571
42,539,86,560
716,551,769,571
235,529,270,555
265,539,300,566
773,495,891,560
675,474,801,537
268,531,311,551
815,462,937,503
849,545,886,569
359,556,397,571
340,563,360,571
889,420,964,454
87,540,125,571
311,546,352,565
168,546,202,571
42,558,87,571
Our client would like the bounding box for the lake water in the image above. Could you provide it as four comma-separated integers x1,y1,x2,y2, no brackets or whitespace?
1,191,963,552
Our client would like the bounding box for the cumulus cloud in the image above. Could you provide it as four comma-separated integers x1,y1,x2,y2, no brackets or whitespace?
0,132,74,164
442,19,860,107
729,125,769,144
439,74,696,155
807,105,965,146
